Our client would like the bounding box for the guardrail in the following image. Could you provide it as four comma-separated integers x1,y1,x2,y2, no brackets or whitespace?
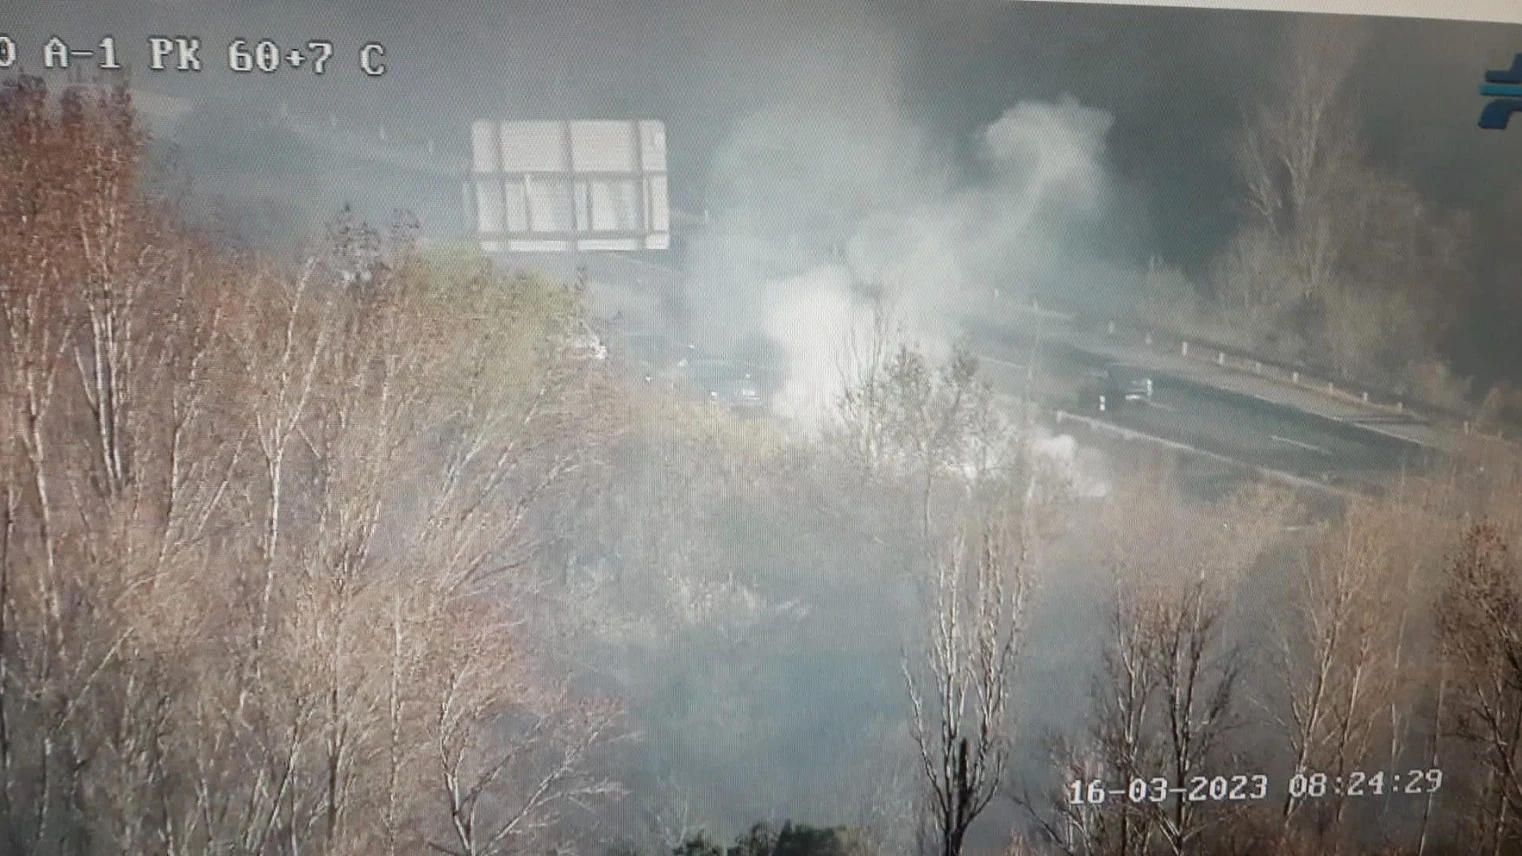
1108,323,1506,439
999,294,1498,441
1125,324,1415,411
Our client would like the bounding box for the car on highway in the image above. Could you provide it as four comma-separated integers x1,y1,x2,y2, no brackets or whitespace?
1094,362,1154,412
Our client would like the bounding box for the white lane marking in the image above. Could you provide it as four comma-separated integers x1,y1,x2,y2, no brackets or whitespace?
1053,410,1366,499
1145,400,1177,412
1270,434,1332,456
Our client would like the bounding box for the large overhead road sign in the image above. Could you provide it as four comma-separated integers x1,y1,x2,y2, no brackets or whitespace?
468,119,670,253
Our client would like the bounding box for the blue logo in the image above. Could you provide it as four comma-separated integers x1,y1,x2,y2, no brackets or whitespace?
1480,54,1522,130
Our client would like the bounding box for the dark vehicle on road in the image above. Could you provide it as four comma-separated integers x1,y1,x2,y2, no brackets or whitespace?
1092,362,1154,412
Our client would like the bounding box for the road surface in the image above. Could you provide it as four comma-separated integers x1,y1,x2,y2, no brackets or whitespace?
975,331,1435,496
965,305,1459,453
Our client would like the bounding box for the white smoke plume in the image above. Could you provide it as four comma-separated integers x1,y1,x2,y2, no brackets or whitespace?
762,265,864,424
1031,427,1112,499
690,87,1115,432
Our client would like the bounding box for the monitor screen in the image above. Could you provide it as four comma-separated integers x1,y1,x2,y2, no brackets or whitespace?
1,2,1519,854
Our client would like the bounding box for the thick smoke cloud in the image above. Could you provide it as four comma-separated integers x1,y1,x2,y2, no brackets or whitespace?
689,89,1117,428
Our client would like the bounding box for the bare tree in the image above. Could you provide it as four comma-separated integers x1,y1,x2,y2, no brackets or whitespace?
1437,521,1522,854
0,77,630,856
1033,466,1293,856
905,496,1032,856
430,636,625,856
1266,502,1404,848
1218,20,1471,381
1026,587,1167,856
835,289,903,477
1237,21,1365,242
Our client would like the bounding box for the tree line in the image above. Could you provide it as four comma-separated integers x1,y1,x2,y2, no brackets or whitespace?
1137,21,1485,421
0,75,625,855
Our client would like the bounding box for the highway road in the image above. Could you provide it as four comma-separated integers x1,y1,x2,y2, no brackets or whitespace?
975,333,1436,496
571,258,1440,496
1085,372,1427,486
